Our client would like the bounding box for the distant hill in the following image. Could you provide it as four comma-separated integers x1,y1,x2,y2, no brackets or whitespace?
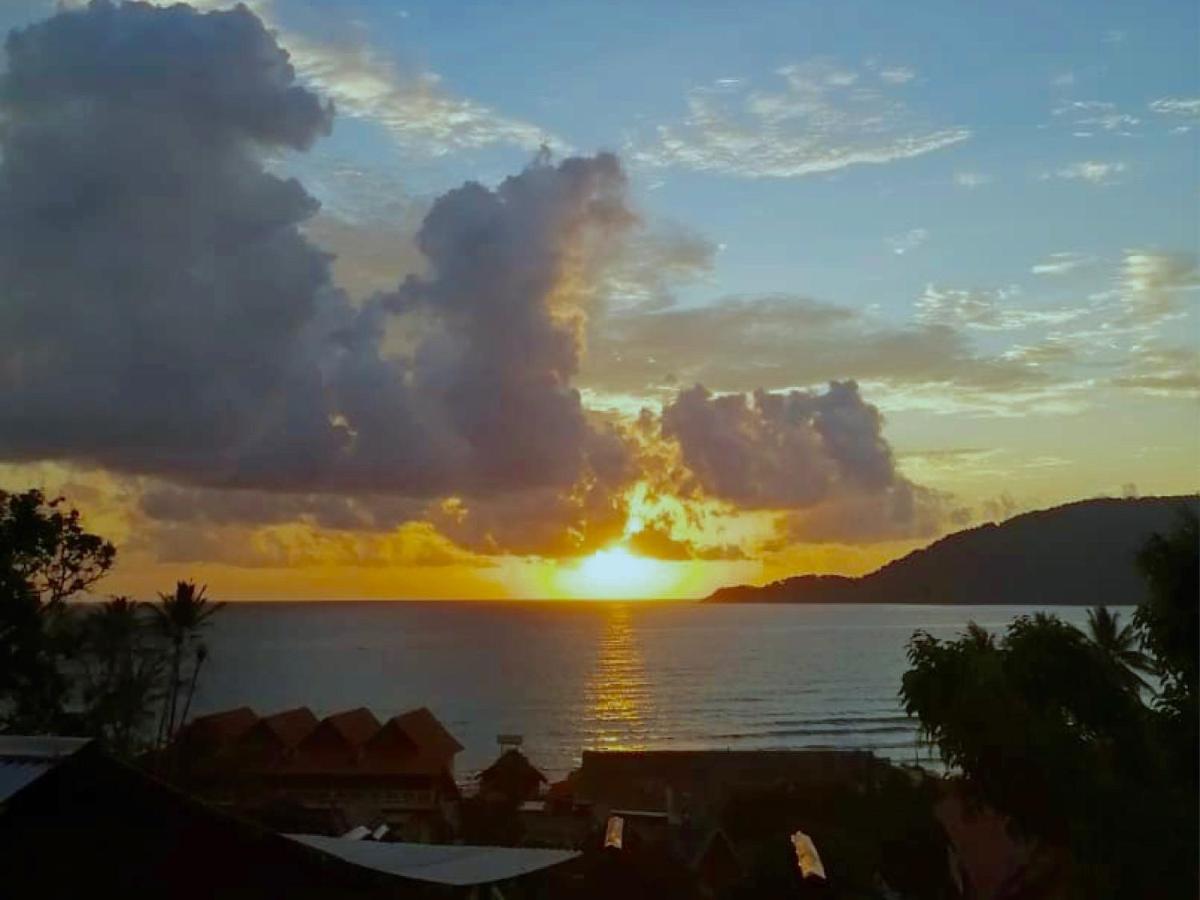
705,495,1199,606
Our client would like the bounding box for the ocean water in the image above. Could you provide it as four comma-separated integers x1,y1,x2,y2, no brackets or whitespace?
193,602,1099,779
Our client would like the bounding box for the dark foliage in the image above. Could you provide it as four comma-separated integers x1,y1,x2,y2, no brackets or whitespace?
0,489,220,757
719,765,957,899
900,507,1199,898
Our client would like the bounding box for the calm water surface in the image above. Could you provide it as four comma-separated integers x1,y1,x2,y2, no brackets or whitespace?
194,602,1097,778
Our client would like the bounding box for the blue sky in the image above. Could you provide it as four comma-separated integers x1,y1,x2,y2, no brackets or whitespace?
251,0,1199,320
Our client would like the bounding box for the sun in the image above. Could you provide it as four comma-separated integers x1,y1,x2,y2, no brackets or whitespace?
558,546,680,600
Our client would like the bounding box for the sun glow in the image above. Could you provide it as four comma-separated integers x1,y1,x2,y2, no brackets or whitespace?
558,546,681,600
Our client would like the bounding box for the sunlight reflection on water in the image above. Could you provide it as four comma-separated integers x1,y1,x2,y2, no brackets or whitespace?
584,604,652,750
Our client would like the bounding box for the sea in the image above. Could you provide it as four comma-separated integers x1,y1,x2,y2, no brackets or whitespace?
193,601,1100,780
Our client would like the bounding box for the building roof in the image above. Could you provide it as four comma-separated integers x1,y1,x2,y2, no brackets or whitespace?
287,834,579,886
257,707,320,748
0,736,91,802
183,706,259,743
390,707,464,760
480,748,547,784
320,708,381,746
170,705,462,778
187,710,258,734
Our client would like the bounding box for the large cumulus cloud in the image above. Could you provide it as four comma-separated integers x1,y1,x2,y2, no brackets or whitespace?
660,381,958,540
0,1,633,500
0,1,963,562
662,381,896,507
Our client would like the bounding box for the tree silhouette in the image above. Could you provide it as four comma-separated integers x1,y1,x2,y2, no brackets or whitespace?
901,511,1200,898
0,489,115,731
152,581,225,747
1085,606,1153,691
79,597,163,756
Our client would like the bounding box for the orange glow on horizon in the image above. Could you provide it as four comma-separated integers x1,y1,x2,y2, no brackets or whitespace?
557,546,683,600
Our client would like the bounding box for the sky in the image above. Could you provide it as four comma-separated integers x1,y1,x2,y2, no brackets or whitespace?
0,0,1195,599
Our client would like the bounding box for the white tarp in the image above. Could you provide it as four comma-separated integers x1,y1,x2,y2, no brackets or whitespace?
287,834,579,886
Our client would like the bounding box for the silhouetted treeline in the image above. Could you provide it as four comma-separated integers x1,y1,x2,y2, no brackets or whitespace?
0,489,222,757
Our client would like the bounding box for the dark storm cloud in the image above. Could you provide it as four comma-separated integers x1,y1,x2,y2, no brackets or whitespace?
0,2,635,501
659,380,961,540
138,484,425,533
662,381,896,508
0,1,340,480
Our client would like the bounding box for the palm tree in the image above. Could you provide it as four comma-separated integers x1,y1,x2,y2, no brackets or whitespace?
1087,606,1154,692
176,643,209,737
152,581,224,747
82,596,162,755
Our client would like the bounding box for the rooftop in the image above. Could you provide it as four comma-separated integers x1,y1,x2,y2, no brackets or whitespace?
0,737,91,803
287,834,579,886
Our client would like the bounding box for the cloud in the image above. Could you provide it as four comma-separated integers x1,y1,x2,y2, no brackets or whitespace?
633,60,969,178
1111,343,1200,398
599,222,718,312
278,29,567,156
582,294,1067,415
0,2,636,503
1113,251,1199,326
915,285,1086,331
878,66,916,85
1052,100,1139,135
661,381,896,508
886,227,929,255
128,0,561,156
954,171,992,189
658,381,961,541
1031,251,1094,276
141,519,491,569
1001,339,1079,367
138,484,424,533
782,480,966,544
1148,98,1200,119
1149,97,1200,133
1050,160,1126,185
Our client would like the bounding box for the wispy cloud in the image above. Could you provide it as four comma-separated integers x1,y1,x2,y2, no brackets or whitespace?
280,31,566,156
1111,342,1200,398
1031,251,1095,276
879,66,916,85
1050,160,1127,185
954,171,992,189
1053,100,1140,136
633,60,969,178
135,0,563,156
915,285,1086,331
887,228,929,255
1148,97,1200,133
1113,251,1199,326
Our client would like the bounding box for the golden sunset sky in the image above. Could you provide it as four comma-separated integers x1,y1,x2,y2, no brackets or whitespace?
0,0,1195,599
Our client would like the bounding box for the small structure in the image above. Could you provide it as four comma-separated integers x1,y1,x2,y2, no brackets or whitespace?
478,748,548,804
